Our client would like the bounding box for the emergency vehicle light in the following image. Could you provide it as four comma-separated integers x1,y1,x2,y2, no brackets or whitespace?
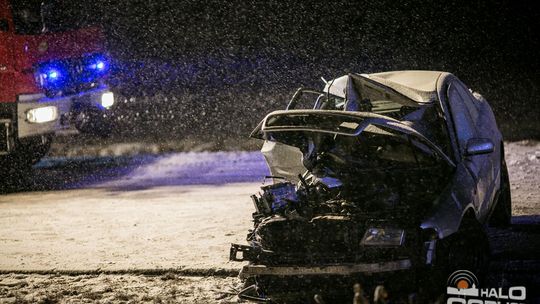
87,56,108,74
37,65,66,90
42,67,61,81
26,106,58,124
100,92,114,108
46,70,59,79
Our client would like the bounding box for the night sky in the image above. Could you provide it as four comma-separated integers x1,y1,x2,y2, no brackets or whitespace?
65,0,538,70
55,0,540,139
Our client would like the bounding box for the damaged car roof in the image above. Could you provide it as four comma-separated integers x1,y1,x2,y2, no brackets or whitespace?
325,70,450,105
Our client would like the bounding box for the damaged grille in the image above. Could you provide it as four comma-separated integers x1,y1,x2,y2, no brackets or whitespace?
255,215,359,262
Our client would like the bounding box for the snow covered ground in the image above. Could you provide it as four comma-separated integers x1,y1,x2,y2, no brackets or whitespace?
504,140,540,215
0,141,538,303
0,151,269,272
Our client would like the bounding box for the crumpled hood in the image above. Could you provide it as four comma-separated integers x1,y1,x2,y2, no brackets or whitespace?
255,109,454,167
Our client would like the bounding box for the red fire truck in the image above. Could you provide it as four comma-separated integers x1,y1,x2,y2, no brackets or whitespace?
0,0,114,171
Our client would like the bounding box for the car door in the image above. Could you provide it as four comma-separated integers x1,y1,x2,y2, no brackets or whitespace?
446,80,492,214
452,81,497,217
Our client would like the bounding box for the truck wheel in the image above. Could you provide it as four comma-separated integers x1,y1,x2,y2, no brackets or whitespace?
20,137,52,166
1,136,51,176
489,158,512,227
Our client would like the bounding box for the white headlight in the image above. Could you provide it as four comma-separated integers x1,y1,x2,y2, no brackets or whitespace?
101,92,114,109
361,227,405,246
26,106,58,123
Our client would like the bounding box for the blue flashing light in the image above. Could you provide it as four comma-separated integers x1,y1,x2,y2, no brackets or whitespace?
88,57,108,73
37,65,66,91
96,61,105,70
36,54,109,92
40,67,63,82
46,69,59,80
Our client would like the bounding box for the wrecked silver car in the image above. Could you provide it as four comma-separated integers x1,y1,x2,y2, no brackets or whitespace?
230,71,511,302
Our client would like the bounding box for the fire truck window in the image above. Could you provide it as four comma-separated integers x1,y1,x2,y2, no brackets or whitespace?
11,1,43,35
11,1,88,35
0,19,9,31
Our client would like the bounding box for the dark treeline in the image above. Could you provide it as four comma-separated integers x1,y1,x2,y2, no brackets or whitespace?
56,0,539,140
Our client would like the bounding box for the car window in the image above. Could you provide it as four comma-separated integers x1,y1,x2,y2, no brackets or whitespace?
447,82,478,153
454,81,480,124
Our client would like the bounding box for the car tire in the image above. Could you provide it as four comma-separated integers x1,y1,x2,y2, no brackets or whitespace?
431,217,490,291
449,222,490,277
489,157,512,228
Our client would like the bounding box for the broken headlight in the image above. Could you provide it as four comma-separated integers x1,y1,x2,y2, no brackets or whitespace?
261,182,298,211
361,227,405,246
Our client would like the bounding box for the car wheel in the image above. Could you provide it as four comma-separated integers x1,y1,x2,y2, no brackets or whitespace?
489,158,512,227
434,218,490,286
448,229,490,276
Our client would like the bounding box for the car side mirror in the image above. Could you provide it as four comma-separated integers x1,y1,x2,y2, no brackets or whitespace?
0,19,9,32
465,138,494,156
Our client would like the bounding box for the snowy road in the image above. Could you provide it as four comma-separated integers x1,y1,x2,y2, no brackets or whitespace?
0,142,538,302
0,151,269,272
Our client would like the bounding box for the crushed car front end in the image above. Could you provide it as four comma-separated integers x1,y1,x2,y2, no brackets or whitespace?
230,110,454,302
231,213,429,302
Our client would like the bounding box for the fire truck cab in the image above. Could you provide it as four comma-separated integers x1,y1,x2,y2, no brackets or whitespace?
0,0,114,171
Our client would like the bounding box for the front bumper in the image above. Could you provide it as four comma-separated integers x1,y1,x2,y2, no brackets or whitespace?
239,259,412,279
17,88,114,139
238,260,416,303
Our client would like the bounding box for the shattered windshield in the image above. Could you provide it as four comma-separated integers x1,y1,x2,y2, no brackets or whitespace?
305,128,440,173
266,120,440,173
283,87,450,154
286,89,345,110
289,88,422,121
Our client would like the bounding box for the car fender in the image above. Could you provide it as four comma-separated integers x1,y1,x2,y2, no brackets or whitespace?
421,164,477,239
421,198,477,239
